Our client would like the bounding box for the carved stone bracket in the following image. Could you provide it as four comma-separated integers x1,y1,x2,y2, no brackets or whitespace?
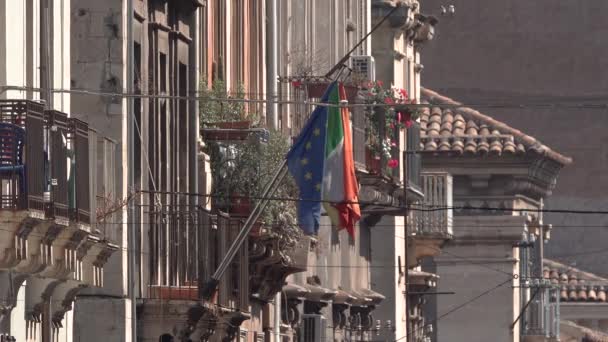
249,235,310,302
214,309,251,342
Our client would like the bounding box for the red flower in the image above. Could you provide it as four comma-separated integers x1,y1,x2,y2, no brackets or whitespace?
387,159,399,168
400,112,413,128
376,80,384,87
399,88,408,99
384,97,394,104
404,119,413,128
292,81,302,88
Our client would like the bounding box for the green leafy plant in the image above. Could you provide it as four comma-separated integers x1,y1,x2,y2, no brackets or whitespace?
361,80,420,169
208,131,302,249
199,77,249,125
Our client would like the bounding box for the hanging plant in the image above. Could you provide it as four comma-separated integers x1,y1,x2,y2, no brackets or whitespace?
360,81,420,169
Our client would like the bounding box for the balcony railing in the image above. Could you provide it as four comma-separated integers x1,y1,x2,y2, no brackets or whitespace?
0,101,116,236
146,205,249,311
411,172,453,237
521,279,560,340
0,100,45,212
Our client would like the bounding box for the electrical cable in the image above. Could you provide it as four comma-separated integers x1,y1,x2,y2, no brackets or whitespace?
5,84,608,110
393,277,514,342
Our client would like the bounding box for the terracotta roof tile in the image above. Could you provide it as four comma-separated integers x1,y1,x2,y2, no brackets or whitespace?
420,88,573,165
544,259,608,302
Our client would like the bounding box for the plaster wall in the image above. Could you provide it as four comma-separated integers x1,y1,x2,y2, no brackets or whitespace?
0,0,69,111
420,0,608,276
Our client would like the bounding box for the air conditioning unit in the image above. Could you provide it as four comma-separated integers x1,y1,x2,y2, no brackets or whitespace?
300,314,327,342
351,55,376,82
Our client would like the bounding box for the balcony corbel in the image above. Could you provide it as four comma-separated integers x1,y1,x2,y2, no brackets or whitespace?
25,277,62,322
249,235,310,302
14,220,57,274
282,284,310,328
0,212,33,269
0,271,28,318
50,280,85,328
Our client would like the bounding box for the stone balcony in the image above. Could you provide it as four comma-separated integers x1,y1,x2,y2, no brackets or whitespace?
0,100,117,328
408,172,453,266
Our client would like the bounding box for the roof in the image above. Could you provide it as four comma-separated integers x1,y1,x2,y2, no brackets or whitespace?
561,320,608,342
544,259,608,302
419,88,572,166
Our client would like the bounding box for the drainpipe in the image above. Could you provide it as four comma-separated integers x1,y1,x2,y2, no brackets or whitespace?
266,1,281,339
266,0,278,130
126,0,137,341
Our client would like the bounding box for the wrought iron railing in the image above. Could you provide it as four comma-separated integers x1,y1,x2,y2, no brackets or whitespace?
146,204,249,310
0,100,105,235
410,172,453,237
521,279,560,339
0,100,45,212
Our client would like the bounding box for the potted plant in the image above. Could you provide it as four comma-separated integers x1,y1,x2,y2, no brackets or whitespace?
361,81,420,174
207,130,303,247
199,78,258,129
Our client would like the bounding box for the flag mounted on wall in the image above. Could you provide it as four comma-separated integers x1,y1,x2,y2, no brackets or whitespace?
286,82,361,237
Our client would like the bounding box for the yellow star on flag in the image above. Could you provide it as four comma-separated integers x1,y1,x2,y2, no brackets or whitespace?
315,183,321,192
313,127,321,136
301,158,309,166
304,172,313,180
305,141,312,150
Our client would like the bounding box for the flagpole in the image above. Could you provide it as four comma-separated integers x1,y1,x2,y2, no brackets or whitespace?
201,2,401,301
200,160,288,299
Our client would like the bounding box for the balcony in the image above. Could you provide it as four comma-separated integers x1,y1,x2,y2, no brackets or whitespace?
521,279,560,342
143,205,252,340
0,100,117,326
408,172,453,265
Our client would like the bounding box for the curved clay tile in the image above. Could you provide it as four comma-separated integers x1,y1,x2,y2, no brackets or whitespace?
489,131,503,155
578,286,588,301
452,114,466,135
598,287,606,302
560,287,569,301
465,120,479,135
464,137,477,154
569,286,578,301
438,137,451,151
503,136,517,154
424,137,438,151
477,137,490,154
420,88,572,165
560,273,569,284
588,286,598,301
451,137,464,154
516,143,526,154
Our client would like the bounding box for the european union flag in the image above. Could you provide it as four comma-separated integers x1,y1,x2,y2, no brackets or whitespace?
286,82,337,235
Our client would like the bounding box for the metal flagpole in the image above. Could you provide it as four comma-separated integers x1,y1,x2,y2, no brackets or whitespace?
201,160,288,299
200,2,401,301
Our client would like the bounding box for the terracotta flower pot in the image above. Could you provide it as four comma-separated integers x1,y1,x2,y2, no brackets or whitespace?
230,193,252,216
365,147,382,175
306,82,359,102
210,121,252,129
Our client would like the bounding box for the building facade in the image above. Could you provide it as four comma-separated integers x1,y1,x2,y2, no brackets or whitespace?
419,88,570,342
0,1,118,342
420,0,608,278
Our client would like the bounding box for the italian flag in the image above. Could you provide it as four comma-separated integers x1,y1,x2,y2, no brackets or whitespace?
322,83,361,237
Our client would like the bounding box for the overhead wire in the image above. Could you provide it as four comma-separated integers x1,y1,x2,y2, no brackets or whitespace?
393,277,514,342
4,84,608,110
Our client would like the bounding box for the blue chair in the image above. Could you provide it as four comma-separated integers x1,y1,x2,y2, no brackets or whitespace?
0,123,26,207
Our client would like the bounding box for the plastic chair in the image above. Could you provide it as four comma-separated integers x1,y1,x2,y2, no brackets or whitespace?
0,123,26,207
